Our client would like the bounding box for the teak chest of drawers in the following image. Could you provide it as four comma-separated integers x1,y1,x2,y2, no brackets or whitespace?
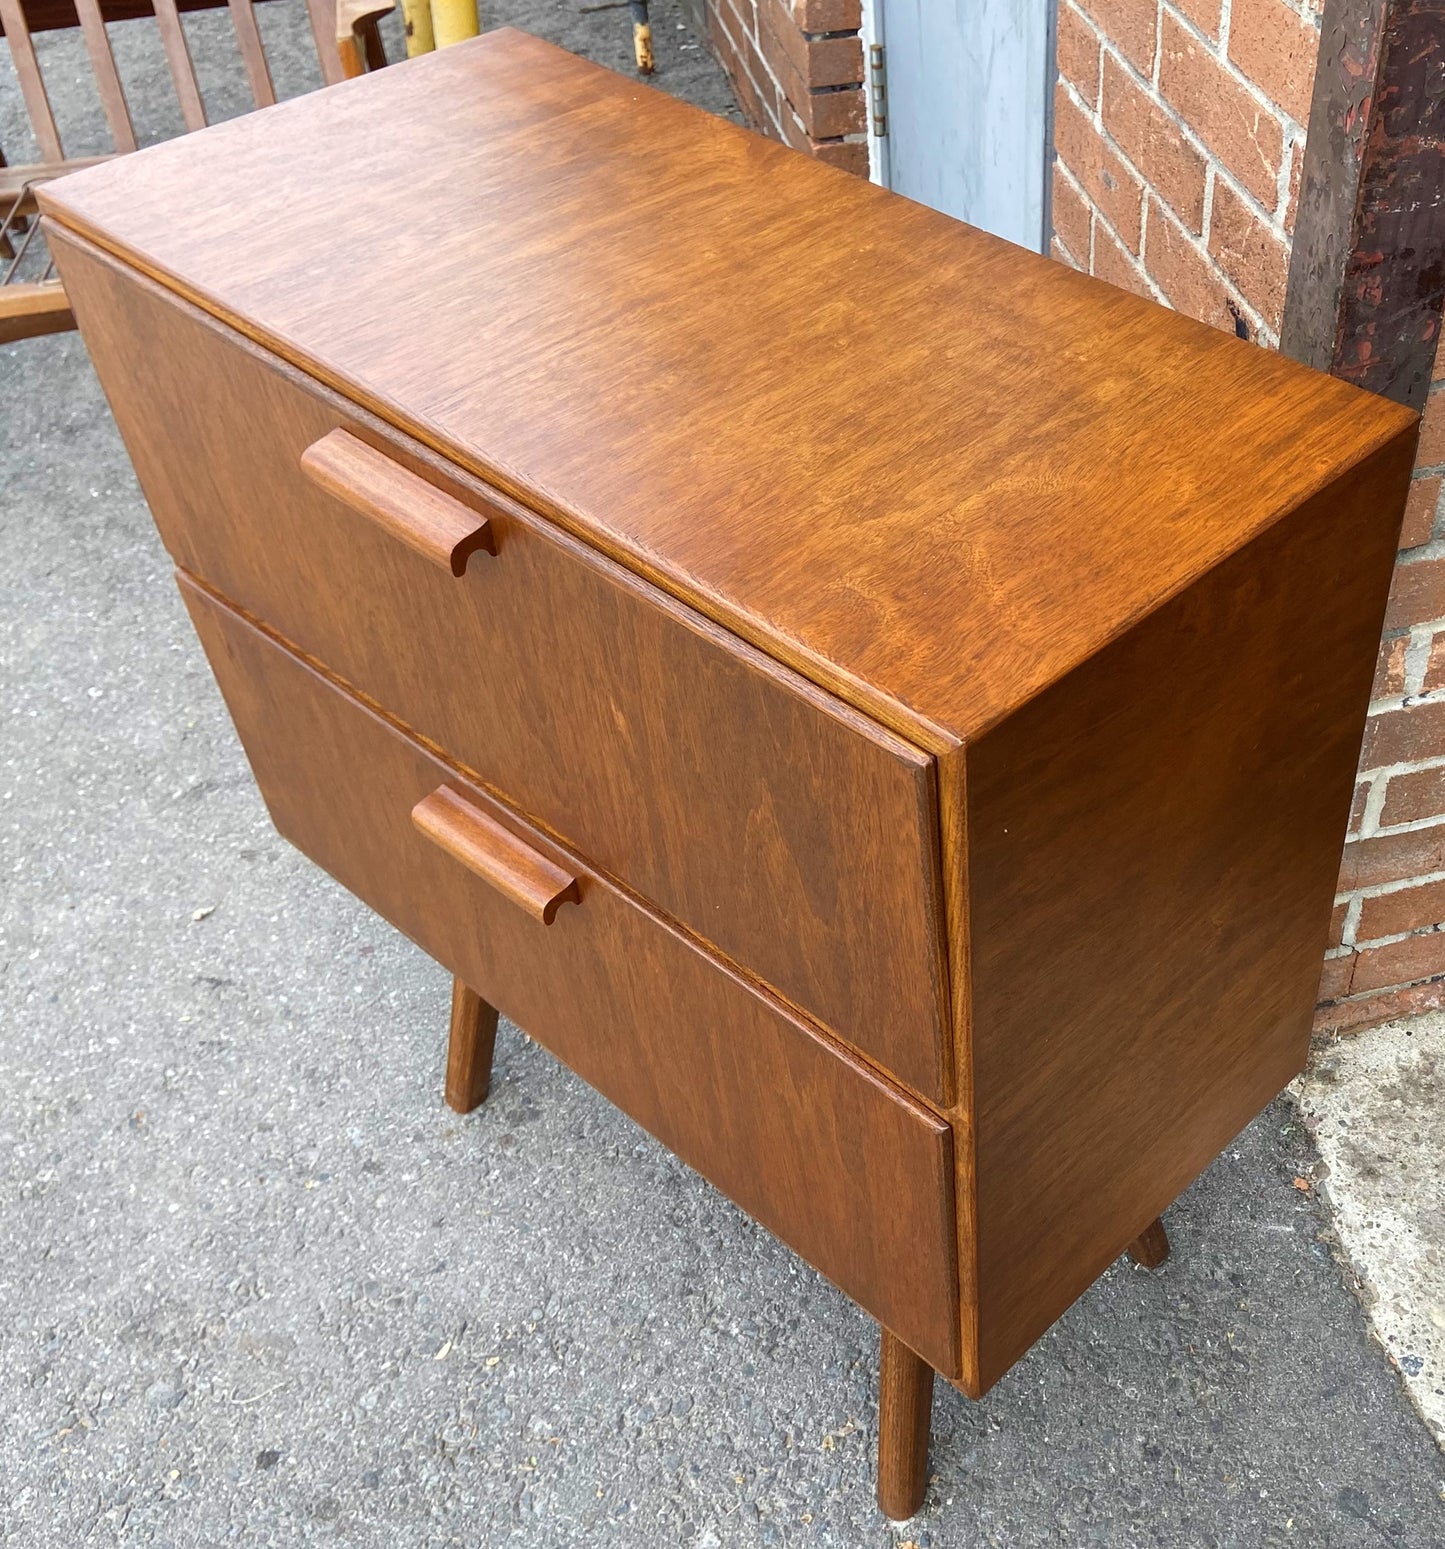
41,28,1417,1518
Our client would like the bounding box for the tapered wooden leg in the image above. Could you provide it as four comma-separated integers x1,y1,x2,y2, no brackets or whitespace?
1127,1216,1171,1269
877,1327,933,1520
444,977,498,1113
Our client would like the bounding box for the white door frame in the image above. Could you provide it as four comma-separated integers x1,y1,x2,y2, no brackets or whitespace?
860,0,1057,254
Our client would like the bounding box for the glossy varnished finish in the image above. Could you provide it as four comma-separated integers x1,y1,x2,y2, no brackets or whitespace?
876,1330,934,1520
179,578,963,1376
299,428,497,576
37,28,1415,747
52,227,952,1102
445,978,497,1114
964,439,1414,1389
1127,1218,1170,1271
413,787,581,925
46,33,1422,1502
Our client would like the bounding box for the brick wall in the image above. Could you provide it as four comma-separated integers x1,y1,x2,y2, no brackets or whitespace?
1052,0,1317,341
1320,359,1445,1031
1054,0,1445,1033
705,0,869,174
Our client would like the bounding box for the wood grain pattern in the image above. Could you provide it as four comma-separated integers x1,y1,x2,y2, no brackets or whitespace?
227,0,277,108
72,0,138,153
0,157,112,217
445,977,498,1113
0,281,74,342
876,1329,933,1520
413,785,581,924
300,428,496,574
47,40,1420,1436
0,0,63,160
1,0,287,32
303,0,345,83
1127,1218,1170,1270
962,431,1417,1390
37,28,1416,747
51,225,953,1103
150,0,207,130
180,575,963,1376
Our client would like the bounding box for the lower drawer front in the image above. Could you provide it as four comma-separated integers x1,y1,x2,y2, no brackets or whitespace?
181,578,961,1377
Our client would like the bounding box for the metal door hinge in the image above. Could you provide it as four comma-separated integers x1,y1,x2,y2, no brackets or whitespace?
869,42,887,138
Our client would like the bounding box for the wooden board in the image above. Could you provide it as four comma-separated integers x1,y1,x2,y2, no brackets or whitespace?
53,225,953,1102
962,433,1415,1389
37,28,1417,746
181,576,963,1376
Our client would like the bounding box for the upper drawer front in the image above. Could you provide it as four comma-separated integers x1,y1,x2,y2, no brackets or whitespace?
57,230,952,1100
181,578,961,1377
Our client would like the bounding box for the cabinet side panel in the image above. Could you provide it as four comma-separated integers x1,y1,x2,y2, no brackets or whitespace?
966,434,1416,1390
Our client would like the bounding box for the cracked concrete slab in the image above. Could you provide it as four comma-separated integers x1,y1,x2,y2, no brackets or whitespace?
1295,1016,1445,1450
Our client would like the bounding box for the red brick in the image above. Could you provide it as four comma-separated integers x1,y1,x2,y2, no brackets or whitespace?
1314,975,1445,1033
759,0,861,87
1058,1,1102,106
1361,698,1445,770
1372,634,1408,700
1227,0,1319,125
1101,55,1207,233
1400,475,1441,550
809,136,868,174
1050,236,1083,269
762,17,867,134
1075,0,1157,75
1349,779,1371,835
1053,164,1092,260
789,0,860,29
1419,386,1445,468
1317,951,1355,1001
1380,764,1445,827
1093,219,1155,298
1159,12,1285,206
1357,877,1445,942
1145,199,1238,332
1327,899,1349,948
713,0,758,43
1385,555,1445,632
1346,930,1445,994
1207,178,1289,330
1172,0,1223,40
712,4,778,132
1054,84,1145,252
1424,632,1445,692
1340,823,1445,889
1435,346,1445,383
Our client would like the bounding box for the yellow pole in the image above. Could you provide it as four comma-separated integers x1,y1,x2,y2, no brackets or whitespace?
401,0,435,56
429,0,478,49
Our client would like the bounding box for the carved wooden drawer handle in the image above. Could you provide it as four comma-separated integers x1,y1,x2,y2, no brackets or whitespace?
300,428,497,576
412,786,581,924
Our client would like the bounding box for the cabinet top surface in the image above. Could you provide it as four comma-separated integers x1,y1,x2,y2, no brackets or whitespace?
41,28,1416,743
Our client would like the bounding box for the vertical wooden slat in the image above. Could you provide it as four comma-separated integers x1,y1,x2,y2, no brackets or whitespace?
0,0,64,162
72,0,138,153
227,0,277,107
151,0,209,131
305,0,347,84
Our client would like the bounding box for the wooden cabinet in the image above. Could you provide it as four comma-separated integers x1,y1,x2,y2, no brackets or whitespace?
39,26,1418,1518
